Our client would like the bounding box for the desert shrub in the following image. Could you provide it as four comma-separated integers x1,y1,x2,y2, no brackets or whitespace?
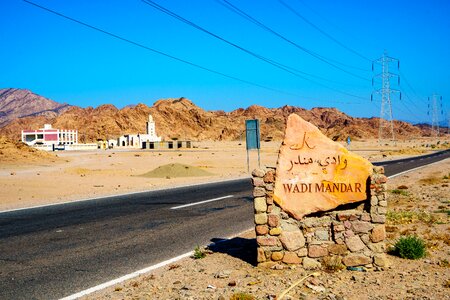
390,189,409,196
393,235,426,259
230,293,256,300
193,245,206,259
387,210,438,225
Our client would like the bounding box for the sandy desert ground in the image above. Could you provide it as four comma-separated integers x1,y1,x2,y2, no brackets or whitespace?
86,158,450,300
0,138,448,211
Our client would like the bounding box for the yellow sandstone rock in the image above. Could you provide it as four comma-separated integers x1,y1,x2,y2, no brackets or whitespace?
273,114,373,220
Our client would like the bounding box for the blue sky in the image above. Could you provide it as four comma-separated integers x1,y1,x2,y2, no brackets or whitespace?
1,0,449,123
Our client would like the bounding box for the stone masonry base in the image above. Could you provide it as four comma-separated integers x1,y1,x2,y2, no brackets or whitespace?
253,166,388,270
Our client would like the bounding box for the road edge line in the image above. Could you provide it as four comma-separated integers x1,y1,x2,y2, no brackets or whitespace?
170,195,234,210
386,158,448,179
59,228,254,300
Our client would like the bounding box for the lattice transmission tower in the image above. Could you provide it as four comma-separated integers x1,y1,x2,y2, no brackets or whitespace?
427,93,443,136
371,50,401,144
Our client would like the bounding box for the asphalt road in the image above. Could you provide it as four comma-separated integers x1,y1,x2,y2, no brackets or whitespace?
0,149,448,299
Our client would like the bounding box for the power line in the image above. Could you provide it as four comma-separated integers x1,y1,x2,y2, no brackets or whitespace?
277,0,372,63
141,0,368,101
398,69,428,105
22,0,306,99
216,0,371,82
296,0,379,50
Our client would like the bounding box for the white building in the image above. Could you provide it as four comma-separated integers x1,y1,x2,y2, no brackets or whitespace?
22,124,78,146
116,114,161,148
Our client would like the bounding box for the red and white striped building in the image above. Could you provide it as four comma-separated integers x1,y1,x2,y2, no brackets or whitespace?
22,124,78,146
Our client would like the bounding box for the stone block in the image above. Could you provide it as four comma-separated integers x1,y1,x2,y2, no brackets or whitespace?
371,225,386,242
333,224,345,232
378,200,387,207
279,230,306,251
257,248,266,262
272,114,372,220
266,195,274,205
263,170,275,183
271,251,284,261
281,220,299,232
256,236,279,246
373,166,384,174
361,213,371,222
283,252,302,264
267,214,280,227
252,169,265,178
255,213,268,225
360,234,371,245
271,205,281,215
258,261,279,268
255,225,269,235
267,204,273,213
371,214,386,224
315,229,329,241
303,216,332,228
343,220,352,229
351,221,374,233
373,254,389,267
342,254,371,267
328,244,348,255
252,177,265,187
344,230,355,238
370,197,378,206
377,207,387,214
269,227,282,236
308,245,328,258
296,248,308,257
345,235,366,252
265,184,274,191
303,257,321,270
254,197,267,213
253,187,266,197
368,242,386,253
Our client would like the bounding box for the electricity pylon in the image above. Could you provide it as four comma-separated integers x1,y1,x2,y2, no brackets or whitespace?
371,50,401,144
427,93,443,136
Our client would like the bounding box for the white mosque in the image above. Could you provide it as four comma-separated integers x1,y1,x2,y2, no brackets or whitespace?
112,114,161,148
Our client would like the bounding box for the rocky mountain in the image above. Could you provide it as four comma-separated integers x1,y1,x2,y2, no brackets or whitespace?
0,94,430,143
0,88,72,127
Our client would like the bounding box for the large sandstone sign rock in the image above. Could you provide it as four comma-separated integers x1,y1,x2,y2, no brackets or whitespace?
273,114,373,219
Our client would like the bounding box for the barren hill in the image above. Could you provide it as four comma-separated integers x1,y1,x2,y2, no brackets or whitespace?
0,95,428,143
0,88,72,127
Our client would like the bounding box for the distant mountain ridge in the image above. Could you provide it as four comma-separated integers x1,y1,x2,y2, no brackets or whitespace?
0,89,433,142
0,88,72,127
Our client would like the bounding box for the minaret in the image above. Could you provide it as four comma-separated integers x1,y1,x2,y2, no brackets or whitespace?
146,114,156,137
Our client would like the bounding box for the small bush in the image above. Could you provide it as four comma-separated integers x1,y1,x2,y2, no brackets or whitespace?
390,189,409,196
193,245,206,259
230,293,256,300
393,235,426,259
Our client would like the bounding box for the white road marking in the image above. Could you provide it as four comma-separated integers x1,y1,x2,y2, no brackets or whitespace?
170,195,234,210
59,251,193,300
58,227,253,300
387,158,448,179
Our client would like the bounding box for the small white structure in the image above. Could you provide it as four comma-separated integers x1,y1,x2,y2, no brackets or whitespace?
116,114,161,148
22,124,78,146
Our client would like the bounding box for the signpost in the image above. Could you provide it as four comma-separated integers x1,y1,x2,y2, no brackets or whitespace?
245,119,261,172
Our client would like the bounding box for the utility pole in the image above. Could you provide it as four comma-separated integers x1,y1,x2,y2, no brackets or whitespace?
427,93,443,137
371,50,401,145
